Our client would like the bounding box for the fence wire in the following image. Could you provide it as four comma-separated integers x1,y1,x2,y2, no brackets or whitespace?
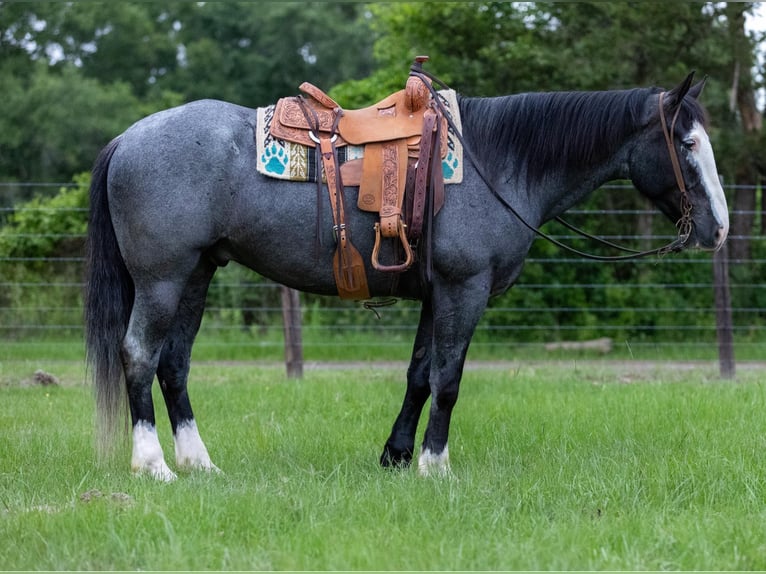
1,183,763,365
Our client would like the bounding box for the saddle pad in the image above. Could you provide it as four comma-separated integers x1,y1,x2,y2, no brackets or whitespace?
255,89,463,184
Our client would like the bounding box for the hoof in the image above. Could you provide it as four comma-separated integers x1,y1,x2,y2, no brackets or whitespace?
132,459,178,482
380,444,413,468
179,460,222,474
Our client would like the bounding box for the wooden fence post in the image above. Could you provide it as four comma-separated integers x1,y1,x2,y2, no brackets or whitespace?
713,241,735,379
280,285,304,378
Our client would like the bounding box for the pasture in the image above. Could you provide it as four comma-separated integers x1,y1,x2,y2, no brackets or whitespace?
2,359,766,570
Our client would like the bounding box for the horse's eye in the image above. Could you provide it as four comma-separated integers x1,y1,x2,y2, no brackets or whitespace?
682,138,697,151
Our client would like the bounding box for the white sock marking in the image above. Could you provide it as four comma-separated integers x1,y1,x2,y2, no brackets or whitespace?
174,420,220,473
418,444,451,477
131,421,177,482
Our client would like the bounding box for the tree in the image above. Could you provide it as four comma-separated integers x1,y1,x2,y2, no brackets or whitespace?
166,2,375,106
0,60,143,187
335,2,763,252
0,2,179,97
0,3,180,187
0,2,376,185
330,2,764,343
722,3,764,261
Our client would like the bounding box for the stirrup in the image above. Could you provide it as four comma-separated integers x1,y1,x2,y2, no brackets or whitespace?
371,221,414,273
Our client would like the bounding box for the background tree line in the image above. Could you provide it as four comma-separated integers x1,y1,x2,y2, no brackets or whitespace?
1,2,764,346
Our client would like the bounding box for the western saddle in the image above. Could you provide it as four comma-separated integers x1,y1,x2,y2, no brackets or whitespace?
270,56,446,299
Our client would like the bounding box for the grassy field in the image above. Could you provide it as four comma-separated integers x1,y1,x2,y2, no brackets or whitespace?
4,324,765,363
2,358,766,570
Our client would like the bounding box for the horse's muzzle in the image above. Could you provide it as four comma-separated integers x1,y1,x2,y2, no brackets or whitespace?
693,223,728,252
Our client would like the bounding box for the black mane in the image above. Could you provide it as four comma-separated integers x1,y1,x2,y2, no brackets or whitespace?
458,87,707,185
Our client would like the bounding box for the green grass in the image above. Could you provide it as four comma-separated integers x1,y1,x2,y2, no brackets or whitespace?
2,360,766,570
3,327,764,364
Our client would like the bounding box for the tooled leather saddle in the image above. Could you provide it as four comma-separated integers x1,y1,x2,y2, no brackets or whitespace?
270,56,446,300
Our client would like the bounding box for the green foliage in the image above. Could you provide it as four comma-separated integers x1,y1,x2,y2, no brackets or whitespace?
0,173,88,260
0,3,763,351
0,3,375,184
0,174,90,336
0,61,142,184
166,3,375,106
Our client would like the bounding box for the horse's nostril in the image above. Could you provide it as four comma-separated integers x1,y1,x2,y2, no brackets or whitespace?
714,225,728,247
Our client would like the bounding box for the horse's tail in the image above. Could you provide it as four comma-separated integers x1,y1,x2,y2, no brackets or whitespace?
84,136,134,456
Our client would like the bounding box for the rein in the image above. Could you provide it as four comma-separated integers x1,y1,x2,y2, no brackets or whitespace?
410,64,694,261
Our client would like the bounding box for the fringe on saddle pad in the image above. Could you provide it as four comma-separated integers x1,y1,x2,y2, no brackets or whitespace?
255,89,463,185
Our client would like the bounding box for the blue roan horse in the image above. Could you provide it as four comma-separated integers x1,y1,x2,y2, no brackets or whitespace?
86,72,728,480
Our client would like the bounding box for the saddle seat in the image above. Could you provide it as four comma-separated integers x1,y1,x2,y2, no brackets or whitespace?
297,80,431,144
269,57,446,300
270,81,446,147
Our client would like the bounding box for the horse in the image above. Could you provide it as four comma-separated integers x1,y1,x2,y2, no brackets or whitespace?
85,72,728,481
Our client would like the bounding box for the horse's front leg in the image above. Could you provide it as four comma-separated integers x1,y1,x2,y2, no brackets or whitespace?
380,297,433,467
418,276,490,476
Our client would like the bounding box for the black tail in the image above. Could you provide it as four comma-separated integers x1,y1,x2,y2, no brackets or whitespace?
84,136,134,455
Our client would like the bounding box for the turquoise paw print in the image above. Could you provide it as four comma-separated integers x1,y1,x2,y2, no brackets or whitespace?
261,143,288,176
442,152,459,180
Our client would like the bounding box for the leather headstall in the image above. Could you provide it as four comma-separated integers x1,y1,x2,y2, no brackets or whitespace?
658,91,693,244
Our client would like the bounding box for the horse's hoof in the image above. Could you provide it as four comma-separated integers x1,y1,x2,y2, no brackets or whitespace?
132,460,177,482
380,445,413,468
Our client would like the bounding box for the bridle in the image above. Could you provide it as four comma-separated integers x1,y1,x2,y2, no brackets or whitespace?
411,63,695,261
657,90,694,245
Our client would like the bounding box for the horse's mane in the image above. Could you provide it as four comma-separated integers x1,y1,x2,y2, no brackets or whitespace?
458,87,707,185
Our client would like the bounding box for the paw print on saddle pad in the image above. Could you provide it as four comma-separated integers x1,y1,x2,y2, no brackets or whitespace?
442,151,460,181
261,143,288,176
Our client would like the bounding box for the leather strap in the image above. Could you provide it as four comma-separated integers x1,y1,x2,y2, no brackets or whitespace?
294,96,326,251
658,91,693,241
318,135,370,300
377,140,408,238
370,138,414,273
409,108,438,241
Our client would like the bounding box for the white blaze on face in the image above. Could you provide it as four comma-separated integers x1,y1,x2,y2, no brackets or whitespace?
174,419,220,472
132,420,177,482
689,121,729,244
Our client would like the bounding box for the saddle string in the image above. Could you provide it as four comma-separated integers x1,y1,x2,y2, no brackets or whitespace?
410,66,693,262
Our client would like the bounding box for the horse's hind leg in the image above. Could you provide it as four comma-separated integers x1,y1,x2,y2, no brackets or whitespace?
122,257,210,481
380,298,433,467
156,261,219,473
122,279,186,481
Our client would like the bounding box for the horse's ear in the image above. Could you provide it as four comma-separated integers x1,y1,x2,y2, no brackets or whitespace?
664,71,696,109
687,75,708,100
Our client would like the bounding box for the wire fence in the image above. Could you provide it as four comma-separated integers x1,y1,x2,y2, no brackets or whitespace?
1,182,763,371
